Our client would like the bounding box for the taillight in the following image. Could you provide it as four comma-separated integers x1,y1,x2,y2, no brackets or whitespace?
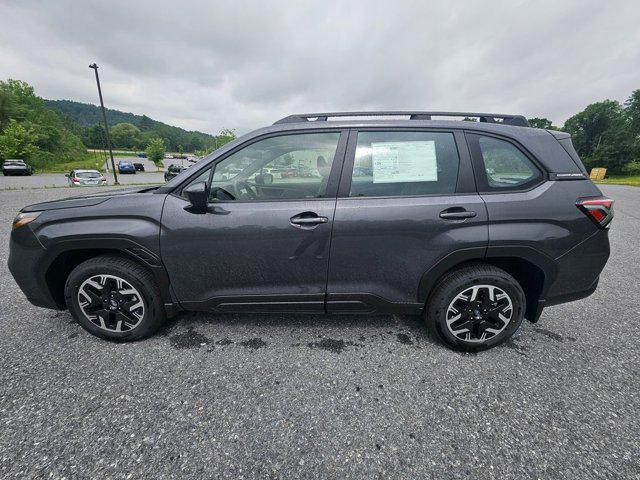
71,177,79,183
577,197,614,228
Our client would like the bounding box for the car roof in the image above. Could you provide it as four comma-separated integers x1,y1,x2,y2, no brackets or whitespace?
227,119,560,152
74,169,100,173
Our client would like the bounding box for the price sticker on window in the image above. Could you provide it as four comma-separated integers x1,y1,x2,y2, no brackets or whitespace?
371,141,437,183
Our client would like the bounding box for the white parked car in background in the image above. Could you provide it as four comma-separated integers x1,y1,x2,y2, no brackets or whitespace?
66,169,107,186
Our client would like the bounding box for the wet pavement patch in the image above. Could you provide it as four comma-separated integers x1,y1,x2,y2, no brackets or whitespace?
170,328,210,349
306,338,362,354
396,333,413,345
239,337,267,350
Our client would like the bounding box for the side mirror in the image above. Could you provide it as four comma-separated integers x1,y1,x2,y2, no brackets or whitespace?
184,181,208,211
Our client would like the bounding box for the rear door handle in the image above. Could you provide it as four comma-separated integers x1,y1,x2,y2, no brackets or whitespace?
439,209,477,220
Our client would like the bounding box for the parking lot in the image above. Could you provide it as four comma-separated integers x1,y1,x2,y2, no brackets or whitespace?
0,184,637,478
0,157,170,190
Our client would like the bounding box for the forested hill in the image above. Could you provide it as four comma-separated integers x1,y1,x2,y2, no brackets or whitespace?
45,99,217,151
45,99,144,127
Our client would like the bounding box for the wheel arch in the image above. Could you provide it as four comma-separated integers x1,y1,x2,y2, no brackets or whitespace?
43,241,176,315
418,246,556,322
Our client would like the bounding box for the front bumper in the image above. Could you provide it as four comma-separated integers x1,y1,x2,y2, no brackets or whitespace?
8,224,59,309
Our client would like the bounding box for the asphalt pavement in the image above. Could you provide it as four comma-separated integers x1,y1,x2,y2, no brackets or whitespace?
0,184,637,479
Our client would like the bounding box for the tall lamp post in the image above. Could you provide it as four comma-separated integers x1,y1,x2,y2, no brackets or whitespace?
89,63,119,185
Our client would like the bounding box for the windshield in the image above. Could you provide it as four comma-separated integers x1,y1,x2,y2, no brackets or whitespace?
76,171,101,178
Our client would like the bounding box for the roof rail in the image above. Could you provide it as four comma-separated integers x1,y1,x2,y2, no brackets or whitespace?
273,111,530,127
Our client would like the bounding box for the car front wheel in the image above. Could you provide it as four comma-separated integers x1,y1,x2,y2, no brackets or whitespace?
426,264,525,352
64,255,166,341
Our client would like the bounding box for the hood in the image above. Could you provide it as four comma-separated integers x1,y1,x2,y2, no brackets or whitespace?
21,185,160,212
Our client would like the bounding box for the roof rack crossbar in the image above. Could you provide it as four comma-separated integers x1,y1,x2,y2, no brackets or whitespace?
274,111,529,127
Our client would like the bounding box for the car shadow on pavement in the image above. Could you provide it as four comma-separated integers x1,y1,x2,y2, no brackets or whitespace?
156,311,440,349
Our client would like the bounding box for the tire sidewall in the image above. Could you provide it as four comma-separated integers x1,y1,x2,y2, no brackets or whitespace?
65,261,162,341
430,273,525,351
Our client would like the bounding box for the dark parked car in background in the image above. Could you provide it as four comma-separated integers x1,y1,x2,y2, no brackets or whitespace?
8,111,612,351
2,159,33,176
117,160,136,174
164,164,185,182
133,163,145,172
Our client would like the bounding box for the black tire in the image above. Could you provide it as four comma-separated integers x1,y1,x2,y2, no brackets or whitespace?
425,263,525,352
64,254,166,341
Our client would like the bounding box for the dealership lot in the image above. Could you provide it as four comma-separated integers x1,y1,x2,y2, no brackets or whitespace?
0,185,637,478
0,171,164,190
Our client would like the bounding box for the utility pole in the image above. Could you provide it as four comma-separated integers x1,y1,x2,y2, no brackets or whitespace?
89,63,119,184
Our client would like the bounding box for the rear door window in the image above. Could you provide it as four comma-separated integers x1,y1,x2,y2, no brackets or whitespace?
348,131,460,197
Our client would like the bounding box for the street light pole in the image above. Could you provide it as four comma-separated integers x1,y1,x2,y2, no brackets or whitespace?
89,63,119,185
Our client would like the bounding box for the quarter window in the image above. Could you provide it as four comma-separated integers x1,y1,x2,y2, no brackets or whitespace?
349,131,460,197
476,136,541,190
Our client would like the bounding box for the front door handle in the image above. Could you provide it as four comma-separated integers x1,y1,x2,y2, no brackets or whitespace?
290,212,328,226
439,208,477,220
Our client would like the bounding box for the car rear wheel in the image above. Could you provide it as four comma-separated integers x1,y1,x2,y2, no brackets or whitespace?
64,255,166,341
426,264,525,352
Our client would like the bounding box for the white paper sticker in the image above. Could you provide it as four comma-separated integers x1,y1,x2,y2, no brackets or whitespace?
371,141,437,183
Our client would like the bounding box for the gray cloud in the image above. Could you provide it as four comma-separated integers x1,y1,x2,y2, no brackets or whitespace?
0,0,638,134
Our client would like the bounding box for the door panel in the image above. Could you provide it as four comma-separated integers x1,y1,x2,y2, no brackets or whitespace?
326,195,488,312
161,195,336,311
160,130,347,312
327,128,488,313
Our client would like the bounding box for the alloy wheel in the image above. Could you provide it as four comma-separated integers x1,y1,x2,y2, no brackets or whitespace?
77,274,145,333
445,284,513,343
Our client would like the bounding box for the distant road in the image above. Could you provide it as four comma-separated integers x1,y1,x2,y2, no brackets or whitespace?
0,171,164,190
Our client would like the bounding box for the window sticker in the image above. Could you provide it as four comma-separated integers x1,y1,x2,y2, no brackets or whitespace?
371,141,437,183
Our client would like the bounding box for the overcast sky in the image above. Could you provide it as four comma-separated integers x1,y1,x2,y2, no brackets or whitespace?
1,0,638,135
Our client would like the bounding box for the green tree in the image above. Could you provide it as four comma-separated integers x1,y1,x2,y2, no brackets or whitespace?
0,89,15,130
562,100,633,173
280,152,295,166
0,119,38,160
217,128,237,146
110,122,140,149
86,124,107,149
135,130,160,149
563,100,623,157
528,117,556,129
146,138,166,168
0,79,89,169
624,89,640,162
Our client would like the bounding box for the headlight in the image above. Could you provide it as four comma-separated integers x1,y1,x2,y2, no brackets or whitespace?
12,211,41,230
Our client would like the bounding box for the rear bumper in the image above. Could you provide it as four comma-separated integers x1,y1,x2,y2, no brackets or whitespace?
540,228,610,312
